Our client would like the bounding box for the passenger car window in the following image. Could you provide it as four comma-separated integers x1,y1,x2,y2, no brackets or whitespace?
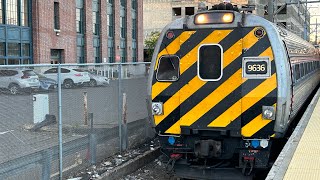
44,68,57,74
23,70,36,76
6,70,18,76
156,55,180,81
198,44,223,80
61,68,71,73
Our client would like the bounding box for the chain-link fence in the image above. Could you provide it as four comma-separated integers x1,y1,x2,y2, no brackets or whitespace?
0,62,153,180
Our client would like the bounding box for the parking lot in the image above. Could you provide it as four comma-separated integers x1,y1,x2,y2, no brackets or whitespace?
0,74,149,176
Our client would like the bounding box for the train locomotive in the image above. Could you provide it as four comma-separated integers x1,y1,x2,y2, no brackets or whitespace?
147,3,320,179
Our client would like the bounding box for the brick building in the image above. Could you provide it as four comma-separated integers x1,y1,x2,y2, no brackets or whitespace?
0,0,143,65
33,0,143,64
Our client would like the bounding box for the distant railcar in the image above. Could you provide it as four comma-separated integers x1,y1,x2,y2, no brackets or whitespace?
147,4,320,179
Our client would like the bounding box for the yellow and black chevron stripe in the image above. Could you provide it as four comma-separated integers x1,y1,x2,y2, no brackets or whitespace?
152,27,277,139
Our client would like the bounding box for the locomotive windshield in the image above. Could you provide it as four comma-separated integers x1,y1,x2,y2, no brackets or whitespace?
198,44,223,80
156,55,180,81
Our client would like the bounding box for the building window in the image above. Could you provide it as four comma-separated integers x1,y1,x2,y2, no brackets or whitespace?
0,59,5,65
8,59,19,64
132,0,137,62
185,7,194,15
108,45,114,63
77,46,84,63
120,16,125,38
92,0,100,35
0,42,5,56
76,9,83,33
76,0,84,33
107,0,114,62
54,2,60,30
120,0,125,7
132,0,136,10
51,49,61,64
21,0,29,26
0,0,3,24
93,12,99,35
94,46,100,63
120,48,125,63
6,0,18,25
76,0,84,64
120,39,126,62
107,13,113,37
22,43,29,56
132,40,136,62
173,7,181,16
8,43,20,56
120,0,126,38
21,59,29,64
277,5,287,14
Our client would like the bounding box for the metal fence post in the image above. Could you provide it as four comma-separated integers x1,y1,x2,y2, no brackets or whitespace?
83,92,88,125
42,150,51,180
88,113,96,165
118,64,123,153
122,93,128,150
57,64,63,180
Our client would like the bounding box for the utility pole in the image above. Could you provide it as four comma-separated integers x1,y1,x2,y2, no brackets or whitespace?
267,0,275,22
304,1,308,40
316,18,318,44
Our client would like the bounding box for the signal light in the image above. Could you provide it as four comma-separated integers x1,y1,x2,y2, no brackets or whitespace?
254,28,265,38
166,31,175,39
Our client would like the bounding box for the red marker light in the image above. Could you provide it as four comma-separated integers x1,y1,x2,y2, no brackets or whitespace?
166,31,175,39
254,28,265,38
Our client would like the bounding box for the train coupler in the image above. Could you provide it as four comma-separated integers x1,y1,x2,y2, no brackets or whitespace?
242,156,254,176
166,154,183,173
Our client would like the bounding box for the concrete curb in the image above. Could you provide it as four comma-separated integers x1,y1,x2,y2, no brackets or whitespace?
99,147,161,180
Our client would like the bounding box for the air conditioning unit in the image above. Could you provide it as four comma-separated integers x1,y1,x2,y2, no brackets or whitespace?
33,94,49,124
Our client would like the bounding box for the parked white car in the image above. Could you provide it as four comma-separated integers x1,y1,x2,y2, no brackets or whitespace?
43,68,90,88
0,69,40,94
74,69,110,87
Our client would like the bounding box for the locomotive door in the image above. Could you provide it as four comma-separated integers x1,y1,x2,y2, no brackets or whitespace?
164,28,244,135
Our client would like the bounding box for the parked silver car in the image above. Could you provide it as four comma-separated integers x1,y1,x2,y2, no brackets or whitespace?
0,69,40,94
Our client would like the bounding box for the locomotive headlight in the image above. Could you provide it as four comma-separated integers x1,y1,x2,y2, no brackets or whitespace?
194,12,234,24
262,106,275,120
196,14,207,24
222,13,233,23
152,102,163,115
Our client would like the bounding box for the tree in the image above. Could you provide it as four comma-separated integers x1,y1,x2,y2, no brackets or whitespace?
144,31,161,61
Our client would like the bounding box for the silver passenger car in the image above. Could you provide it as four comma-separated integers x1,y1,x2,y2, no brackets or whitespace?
0,69,40,94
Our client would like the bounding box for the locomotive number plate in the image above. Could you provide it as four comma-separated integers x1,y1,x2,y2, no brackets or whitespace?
242,57,271,79
245,61,268,74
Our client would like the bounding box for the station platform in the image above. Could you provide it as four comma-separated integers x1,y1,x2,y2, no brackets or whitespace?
267,88,320,180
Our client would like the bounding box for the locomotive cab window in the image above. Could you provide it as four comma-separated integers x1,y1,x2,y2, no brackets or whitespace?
156,55,180,81
198,44,223,81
